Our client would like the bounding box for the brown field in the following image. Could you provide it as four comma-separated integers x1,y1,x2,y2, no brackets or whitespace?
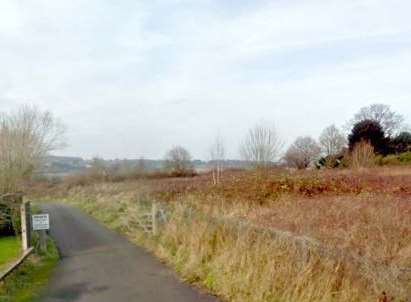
29,166,411,302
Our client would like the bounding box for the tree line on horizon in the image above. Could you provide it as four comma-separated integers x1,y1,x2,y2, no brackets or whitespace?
1,103,411,190
163,103,411,177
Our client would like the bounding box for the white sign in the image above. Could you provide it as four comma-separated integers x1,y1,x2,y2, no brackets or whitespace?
32,214,50,231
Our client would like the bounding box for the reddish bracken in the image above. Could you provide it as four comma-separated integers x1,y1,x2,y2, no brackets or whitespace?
28,166,411,300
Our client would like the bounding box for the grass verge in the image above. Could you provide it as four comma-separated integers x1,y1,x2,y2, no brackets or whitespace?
0,239,59,302
0,237,20,270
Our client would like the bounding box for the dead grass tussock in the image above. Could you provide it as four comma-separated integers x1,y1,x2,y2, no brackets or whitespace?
157,205,368,302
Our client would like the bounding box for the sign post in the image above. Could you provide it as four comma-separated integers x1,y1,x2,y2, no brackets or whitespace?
32,214,50,231
32,214,50,252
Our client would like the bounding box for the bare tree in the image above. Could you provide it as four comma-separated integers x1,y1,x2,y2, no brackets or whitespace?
347,103,406,137
164,146,194,176
209,135,225,185
0,105,66,192
284,136,321,169
319,125,346,156
239,123,283,168
88,157,108,180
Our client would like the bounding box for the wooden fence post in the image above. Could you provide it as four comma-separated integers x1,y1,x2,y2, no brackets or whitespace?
152,202,158,235
20,201,31,251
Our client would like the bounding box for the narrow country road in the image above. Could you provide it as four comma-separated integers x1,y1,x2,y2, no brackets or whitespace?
39,203,219,302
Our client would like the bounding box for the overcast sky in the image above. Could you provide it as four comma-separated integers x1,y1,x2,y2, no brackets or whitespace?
1,0,411,160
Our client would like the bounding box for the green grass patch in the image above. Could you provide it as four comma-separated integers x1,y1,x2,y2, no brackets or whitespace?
0,237,21,269
0,239,59,302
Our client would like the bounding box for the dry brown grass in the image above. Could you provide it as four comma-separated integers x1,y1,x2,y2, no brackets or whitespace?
28,166,411,302
185,193,410,267
38,192,391,302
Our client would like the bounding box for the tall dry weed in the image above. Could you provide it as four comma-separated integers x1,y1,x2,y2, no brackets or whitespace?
351,141,376,169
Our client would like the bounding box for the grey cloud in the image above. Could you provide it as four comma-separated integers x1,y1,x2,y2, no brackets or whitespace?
1,0,411,159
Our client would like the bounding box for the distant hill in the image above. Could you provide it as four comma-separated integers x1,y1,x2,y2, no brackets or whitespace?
40,156,88,174
39,156,251,177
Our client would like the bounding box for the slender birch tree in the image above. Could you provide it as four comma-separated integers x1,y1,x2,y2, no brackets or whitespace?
209,135,225,185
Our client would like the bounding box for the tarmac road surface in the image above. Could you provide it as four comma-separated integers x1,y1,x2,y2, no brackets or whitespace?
39,203,219,302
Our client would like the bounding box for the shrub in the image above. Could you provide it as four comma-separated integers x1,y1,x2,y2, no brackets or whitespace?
164,146,195,177
0,203,14,236
375,155,399,166
391,132,411,153
0,194,22,236
375,152,411,166
284,136,321,169
398,151,411,163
